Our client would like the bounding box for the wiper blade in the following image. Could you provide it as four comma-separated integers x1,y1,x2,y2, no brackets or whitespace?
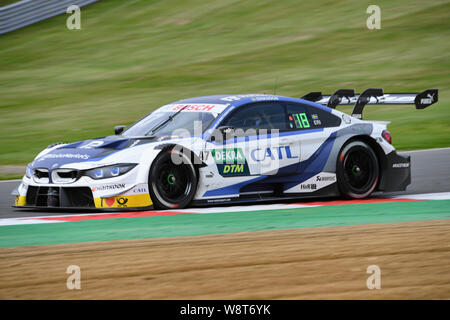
147,105,189,136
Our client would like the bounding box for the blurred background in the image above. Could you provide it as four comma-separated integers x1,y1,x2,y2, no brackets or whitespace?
0,0,449,178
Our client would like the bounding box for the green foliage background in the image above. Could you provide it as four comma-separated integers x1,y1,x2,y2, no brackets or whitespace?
0,0,449,165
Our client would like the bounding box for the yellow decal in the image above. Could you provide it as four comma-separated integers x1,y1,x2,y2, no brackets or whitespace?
94,193,152,208
15,196,26,206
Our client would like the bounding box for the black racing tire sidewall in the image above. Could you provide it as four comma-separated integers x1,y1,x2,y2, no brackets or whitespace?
336,140,379,199
149,148,198,209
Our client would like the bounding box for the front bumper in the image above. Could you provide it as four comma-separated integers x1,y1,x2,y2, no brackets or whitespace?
19,185,94,208
13,175,153,210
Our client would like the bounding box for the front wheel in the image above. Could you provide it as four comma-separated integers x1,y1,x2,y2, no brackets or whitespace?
149,148,198,209
336,140,379,199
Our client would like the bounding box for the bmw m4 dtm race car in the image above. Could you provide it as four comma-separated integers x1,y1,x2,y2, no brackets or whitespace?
13,88,438,210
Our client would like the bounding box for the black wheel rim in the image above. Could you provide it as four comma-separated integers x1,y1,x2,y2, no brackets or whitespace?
155,162,192,204
343,148,375,192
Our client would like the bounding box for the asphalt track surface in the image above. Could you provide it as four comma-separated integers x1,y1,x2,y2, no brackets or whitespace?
1,148,449,219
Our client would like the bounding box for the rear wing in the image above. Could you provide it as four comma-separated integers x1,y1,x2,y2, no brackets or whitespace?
301,88,438,119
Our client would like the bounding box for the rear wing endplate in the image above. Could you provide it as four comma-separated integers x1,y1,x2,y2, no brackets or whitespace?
301,88,438,119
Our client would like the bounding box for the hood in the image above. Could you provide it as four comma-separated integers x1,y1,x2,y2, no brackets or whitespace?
32,136,157,169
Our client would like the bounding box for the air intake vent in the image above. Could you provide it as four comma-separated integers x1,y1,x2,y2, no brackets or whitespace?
33,168,49,184
52,169,79,184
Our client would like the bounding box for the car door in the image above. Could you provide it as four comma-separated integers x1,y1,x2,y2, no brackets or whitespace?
210,101,300,176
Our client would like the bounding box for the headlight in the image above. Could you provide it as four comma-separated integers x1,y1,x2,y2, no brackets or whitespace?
84,164,137,180
25,165,33,178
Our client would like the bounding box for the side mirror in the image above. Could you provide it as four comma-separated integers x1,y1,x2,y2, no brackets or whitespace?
210,126,235,142
114,125,126,135
217,126,234,135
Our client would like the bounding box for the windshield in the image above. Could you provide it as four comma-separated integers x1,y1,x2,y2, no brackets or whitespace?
122,105,222,137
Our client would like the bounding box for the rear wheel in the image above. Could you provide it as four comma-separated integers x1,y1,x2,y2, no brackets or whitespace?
149,148,198,209
336,140,379,199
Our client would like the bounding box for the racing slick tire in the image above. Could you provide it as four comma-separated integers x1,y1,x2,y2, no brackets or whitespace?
336,140,379,199
149,147,198,209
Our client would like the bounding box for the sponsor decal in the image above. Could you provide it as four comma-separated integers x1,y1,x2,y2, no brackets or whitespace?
211,146,299,176
102,197,127,207
116,197,128,207
96,184,149,197
217,163,250,177
94,194,152,208
420,93,435,105
132,187,148,194
207,198,232,203
286,172,337,193
212,148,246,164
121,185,149,196
156,103,228,114
220,94,278,102
92,184,126,192
104,197,115,207
223,164,246,174
316,175,336,182
301,184,317,190
172,104,216,112
212,148,249,177
392,163,410,168
250,146,298,162
37,153,90,162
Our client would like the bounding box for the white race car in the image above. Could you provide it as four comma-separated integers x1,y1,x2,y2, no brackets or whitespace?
13,89,438,210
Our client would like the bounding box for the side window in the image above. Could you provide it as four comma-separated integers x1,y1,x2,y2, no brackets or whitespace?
286,103,341,130
221,102,287,131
